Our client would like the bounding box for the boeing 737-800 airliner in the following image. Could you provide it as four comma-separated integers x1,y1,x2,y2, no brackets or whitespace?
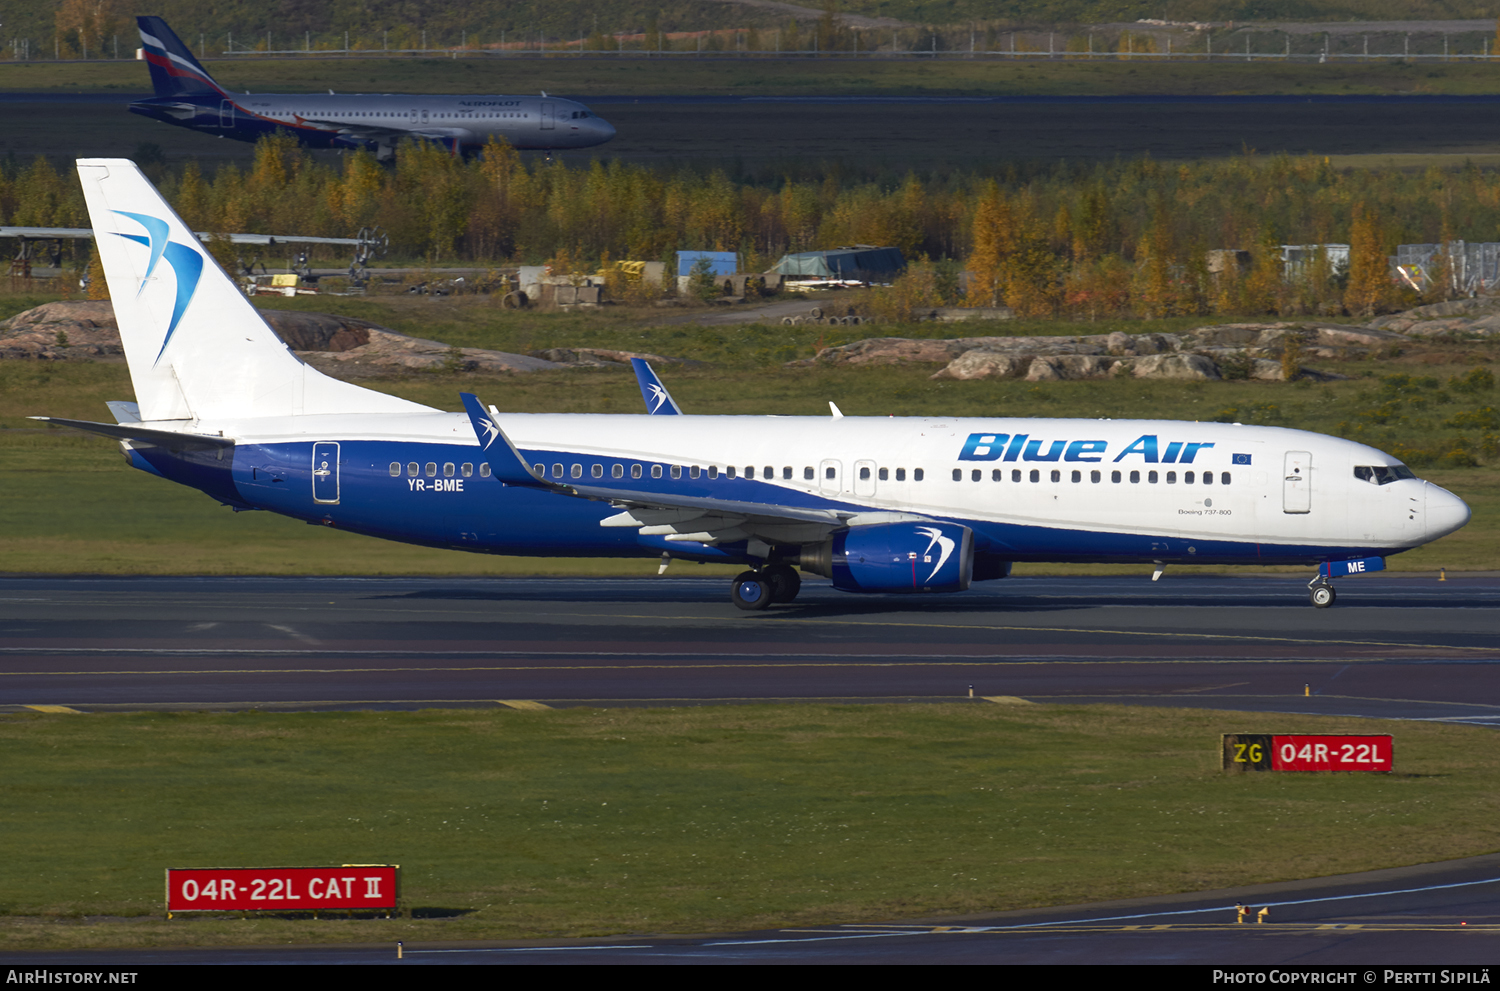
38,160,1470,610
129,17,614,159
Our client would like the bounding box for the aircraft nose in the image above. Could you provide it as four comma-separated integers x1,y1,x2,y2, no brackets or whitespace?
593,117,616,142
1424,482,1471,541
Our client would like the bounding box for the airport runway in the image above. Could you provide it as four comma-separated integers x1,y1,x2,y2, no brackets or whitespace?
1,573,1497,722
8,94,1500,169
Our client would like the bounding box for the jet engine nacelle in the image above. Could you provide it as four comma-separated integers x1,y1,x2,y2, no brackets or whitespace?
799,522,973,593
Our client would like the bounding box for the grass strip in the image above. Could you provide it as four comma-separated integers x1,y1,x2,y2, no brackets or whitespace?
1,704,1496,950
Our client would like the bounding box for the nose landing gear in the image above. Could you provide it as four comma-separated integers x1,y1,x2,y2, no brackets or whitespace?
1308,577,1337,608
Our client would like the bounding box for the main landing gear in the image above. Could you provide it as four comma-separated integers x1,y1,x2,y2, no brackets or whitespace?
1308,576,1337,609
730,564,802,611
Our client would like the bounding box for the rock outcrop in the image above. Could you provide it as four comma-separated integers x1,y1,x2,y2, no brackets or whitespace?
0,300,123,359
0,300,575,377
1371,297,1500,338
789,321,1410,381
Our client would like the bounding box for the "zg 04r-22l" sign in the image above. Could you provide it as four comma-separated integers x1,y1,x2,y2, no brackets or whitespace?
165,865,400,915
1222,734,1393,773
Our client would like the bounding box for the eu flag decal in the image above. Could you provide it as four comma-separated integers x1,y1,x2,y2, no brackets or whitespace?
1232,453,1252,465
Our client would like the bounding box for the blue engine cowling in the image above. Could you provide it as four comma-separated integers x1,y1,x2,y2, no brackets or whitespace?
801,522,973,593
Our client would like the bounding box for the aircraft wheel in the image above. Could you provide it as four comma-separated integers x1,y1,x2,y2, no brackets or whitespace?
731,571,772,611
764,564,802,603
1309,583,1336,609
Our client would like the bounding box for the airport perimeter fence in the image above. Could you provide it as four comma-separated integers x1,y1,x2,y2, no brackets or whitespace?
20,26,1500,63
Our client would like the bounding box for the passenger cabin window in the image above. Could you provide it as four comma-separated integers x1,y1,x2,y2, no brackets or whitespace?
804,467,814,481
425,462,437,477
913,469,924,481
612,464,624,479
650,465,661,479
389,462,401,477
462,463,473,477
479,464,491,478
896,468,906,481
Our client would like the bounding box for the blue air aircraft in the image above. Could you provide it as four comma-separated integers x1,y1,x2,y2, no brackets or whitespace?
40,160,1470,610
129,17,615,160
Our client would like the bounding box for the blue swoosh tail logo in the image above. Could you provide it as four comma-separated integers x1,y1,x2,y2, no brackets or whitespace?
111,210,203,362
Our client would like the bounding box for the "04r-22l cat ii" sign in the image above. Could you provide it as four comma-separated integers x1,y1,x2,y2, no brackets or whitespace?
165,865,400,916
1221,734,1393,773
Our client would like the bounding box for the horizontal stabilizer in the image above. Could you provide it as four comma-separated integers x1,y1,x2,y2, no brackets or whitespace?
31,416,233,450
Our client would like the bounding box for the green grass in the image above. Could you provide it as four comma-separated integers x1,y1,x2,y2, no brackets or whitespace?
1,704,1496,948
10,55,1500,98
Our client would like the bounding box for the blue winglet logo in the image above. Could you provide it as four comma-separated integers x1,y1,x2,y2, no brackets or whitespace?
112,210,203,363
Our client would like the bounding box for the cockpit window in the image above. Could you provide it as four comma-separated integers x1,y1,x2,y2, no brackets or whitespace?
1354,464,1417,485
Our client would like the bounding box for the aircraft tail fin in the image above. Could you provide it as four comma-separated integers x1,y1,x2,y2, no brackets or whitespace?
77,158,434,422
136,16,224,99
631,358,683,415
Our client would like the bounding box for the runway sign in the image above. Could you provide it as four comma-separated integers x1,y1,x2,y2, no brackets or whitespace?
1222,734,1393,773
165,865,399,914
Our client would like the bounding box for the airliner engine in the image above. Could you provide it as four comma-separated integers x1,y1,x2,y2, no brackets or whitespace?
799,522,974,593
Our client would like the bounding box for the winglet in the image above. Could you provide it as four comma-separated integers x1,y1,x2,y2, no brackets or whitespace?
631,358,682,415
459,393,564,490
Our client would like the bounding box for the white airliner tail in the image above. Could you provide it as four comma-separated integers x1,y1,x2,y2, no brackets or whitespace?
77,159,433,422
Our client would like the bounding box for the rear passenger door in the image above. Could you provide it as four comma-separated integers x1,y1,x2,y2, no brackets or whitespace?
312,442,340,504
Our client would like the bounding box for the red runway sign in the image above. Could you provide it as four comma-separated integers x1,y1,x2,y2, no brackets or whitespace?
1271,735,1393,772
165,865,399,913
1222,734,1393,773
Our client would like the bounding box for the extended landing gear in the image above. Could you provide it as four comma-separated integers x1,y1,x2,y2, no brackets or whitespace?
1308,578,1337,609
730,564,802,611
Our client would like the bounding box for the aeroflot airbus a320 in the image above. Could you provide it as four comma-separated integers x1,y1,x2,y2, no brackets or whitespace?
40,160,1470,610
129,17,614,159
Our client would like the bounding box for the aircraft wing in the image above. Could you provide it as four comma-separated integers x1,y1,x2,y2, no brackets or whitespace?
295,116,472,145
459,392,871,547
